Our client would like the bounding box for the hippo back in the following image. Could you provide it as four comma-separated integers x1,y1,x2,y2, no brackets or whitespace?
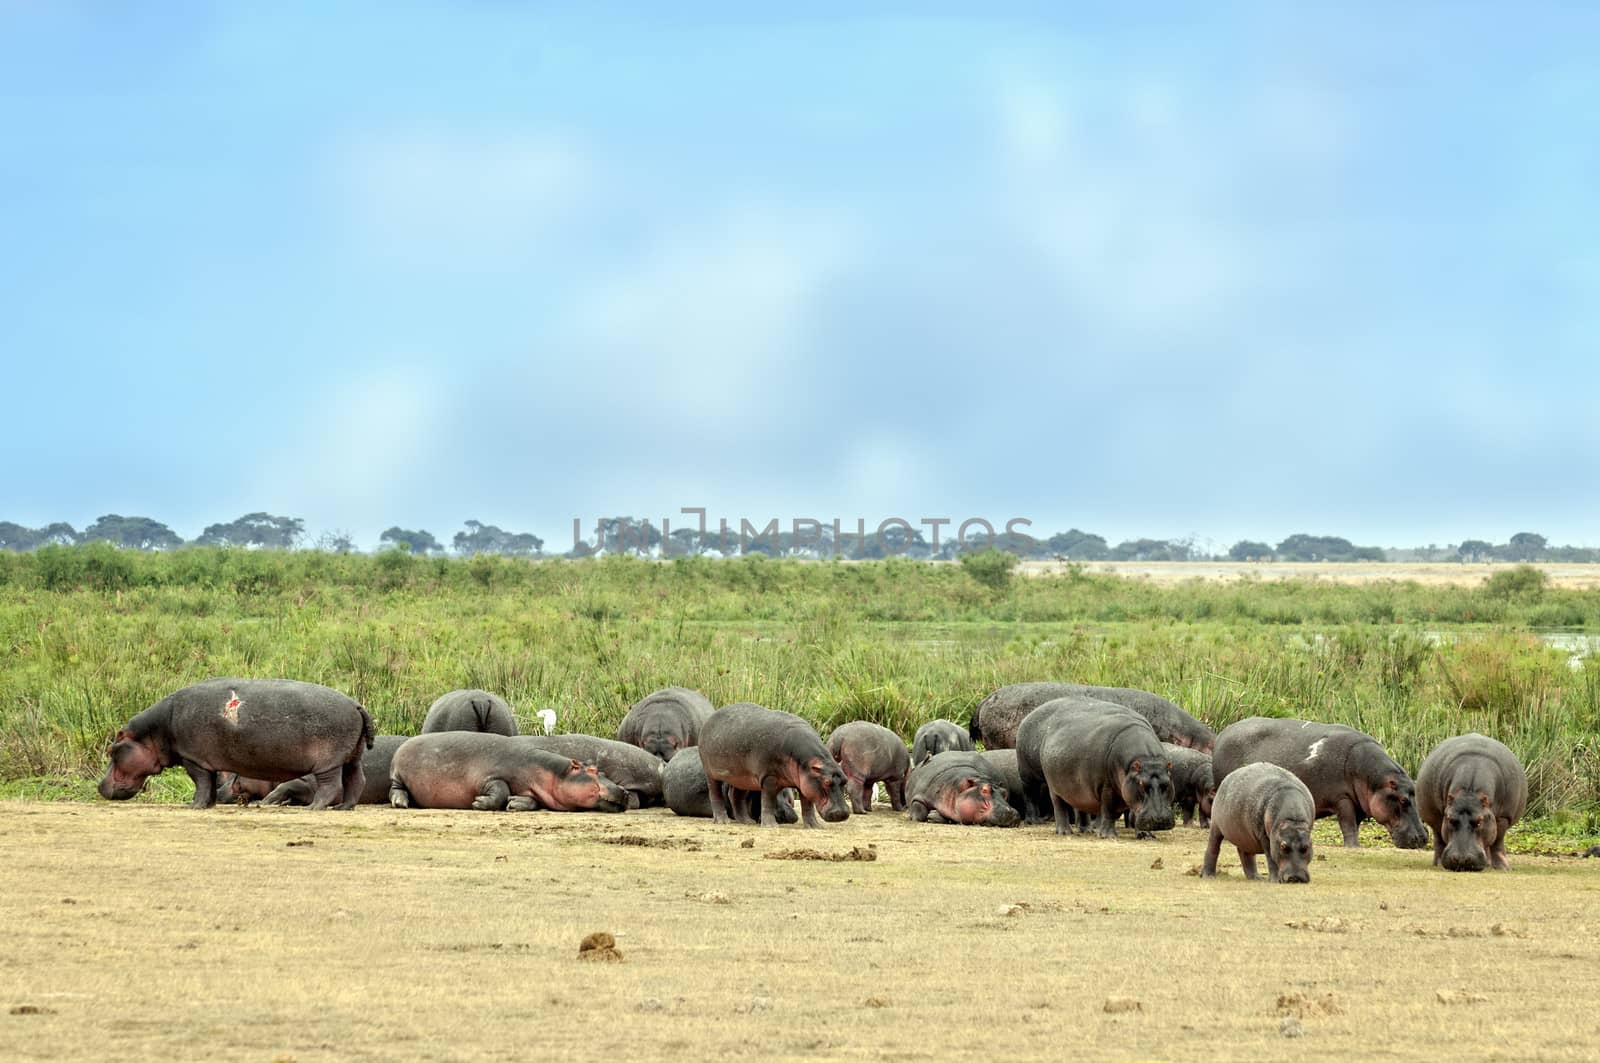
421,689,519,736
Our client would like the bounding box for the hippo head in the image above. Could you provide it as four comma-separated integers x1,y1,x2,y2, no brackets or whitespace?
1123,758,1176,834
796,757,851,823
97,728,166,800
1366,775,1429,849
1269,820,1313,883
552,760,630,813
946,777,1021,827
640,728,686,763
1437,789,1496,872
1195,765,1217,821
215,773,248,805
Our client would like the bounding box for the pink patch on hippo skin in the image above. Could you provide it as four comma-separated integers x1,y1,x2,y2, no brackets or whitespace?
222,692,242,724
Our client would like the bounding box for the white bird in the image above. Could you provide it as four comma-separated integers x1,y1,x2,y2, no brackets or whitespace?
535,708,557,735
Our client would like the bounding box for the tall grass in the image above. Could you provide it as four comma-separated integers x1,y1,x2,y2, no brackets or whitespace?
1,549,1597,817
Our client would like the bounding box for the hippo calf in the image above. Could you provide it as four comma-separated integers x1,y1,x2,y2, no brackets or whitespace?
662,748,798,823
1416,734,1528,872
1213,717,1429,849
389,733,628,812
971,681,1214,751
421,689,519,736
905,751,1021,826
220,735,410,806
616,686,714,762
826,721,910,813
698,703,851,828
912,719,974,765
519,735,665,809
99,678,374,810
1165,744,1216,826
1204,762,1315,883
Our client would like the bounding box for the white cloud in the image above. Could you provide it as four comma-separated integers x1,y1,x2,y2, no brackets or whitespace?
331,129,590,261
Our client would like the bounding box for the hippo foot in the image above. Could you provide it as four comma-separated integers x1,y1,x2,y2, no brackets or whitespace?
506,797,539,812
1135,830,1155,840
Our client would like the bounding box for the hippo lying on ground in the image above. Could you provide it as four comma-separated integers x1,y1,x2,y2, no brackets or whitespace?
616,687,714,762
1204,762,1314,883
1023,697,1176,838
826,721,910,813
1213,717,1429,849
970,682,1214,751
218,735,407,806
421,689,519,736
519,735,665,809
1416,734,1528,872
979,749,1025,813
662,748,798,823
905,751,1021,826
389,733,628,812
698,703,851,828
99,678,374,810
912,719,974,765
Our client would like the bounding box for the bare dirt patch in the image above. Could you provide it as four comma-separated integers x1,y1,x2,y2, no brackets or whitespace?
2,801,1598,1060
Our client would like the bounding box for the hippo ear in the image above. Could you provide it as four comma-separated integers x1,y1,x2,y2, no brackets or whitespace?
583,762,600,777
957,776,981,792
1166,761,1174,773
1130,758,1142,774
568,758,585,773
1479,792,1491,808
1385,778,1398,790
809,758,828,775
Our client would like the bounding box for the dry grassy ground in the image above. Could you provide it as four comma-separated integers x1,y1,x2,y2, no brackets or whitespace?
3,800,1598,1062
1017,560,1600,588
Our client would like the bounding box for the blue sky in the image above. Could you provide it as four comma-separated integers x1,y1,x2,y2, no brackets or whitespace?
3,2,1597,551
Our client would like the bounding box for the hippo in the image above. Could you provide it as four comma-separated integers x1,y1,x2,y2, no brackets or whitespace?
1031,699,1176,838
518,735,665,809
970,682,1214,751
1165,743,1216,826
388,732,628,812
979,749,1025,814
826,721,910,813
1416,734,1528,872
1212,717,1429,849
905,751,1021,826
1203,762,1314,883
912,719,974,765
98,678,374,810
420,689,519,736
616,686,714,762
662,747,798,823
697,702,851,828
219,735,409,806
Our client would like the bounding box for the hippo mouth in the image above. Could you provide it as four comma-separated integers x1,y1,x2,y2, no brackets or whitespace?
592,796,629,814
98,777,147,801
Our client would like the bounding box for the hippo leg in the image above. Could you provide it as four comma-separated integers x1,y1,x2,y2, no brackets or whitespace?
506,797,539,812
799,797,822,829
1335,798,1362,847
887,778,906,813
1265,852,1280,883
707,778,732,824
858,779,874,814
183,763,218,809
1201,825,1224,877
390,780,413,808
1238,851,1260,880
262,776,316,806
471,778,512,812
1490,819,1512,870
1095,785,1120,839
1431,826,1446,867
908,798,931,822
731,789,759,824
305,767,343,811
845,777,868,815
760,778,790,828
1180,802,1195,826
1050,792,1075,836
337,759,365,811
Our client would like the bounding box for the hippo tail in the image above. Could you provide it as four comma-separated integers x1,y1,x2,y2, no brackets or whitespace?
355,704,376,754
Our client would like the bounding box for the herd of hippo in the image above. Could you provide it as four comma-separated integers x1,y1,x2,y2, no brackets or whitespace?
99,677,1530,880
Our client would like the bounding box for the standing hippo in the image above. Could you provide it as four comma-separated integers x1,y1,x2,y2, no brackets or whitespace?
616,686,714,762
905,751,1021,826
98,678,374,810
971,682,1214,751
1165,744,1216,826
1033,700,1176,838
219,734,410,807
389,733,628,812
662,748,798,823
1212,717,1429,849
912,719,974,765
826,721,910,813
1203,762,1314,883
421,689,519,736
518,735,665,809
1416,734,1528,872
697,703,851,828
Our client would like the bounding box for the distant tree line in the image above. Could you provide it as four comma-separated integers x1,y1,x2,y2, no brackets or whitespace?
1,515,1593,564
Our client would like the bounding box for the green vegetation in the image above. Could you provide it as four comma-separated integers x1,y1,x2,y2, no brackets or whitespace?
1,549,1597,834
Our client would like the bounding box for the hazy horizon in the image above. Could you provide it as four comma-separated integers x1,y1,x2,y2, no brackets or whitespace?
4,4,1597,549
